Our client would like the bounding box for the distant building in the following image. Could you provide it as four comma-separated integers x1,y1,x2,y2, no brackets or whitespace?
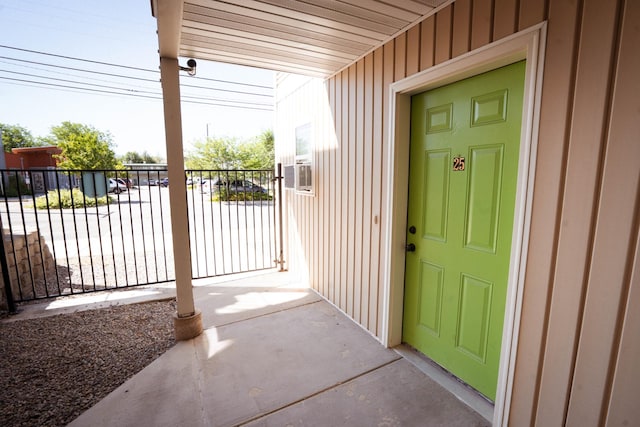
122,163,168,171
1,146,65,194
4,146,62,169
122,163,168,186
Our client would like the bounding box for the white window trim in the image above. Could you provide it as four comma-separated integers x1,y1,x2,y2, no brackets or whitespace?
295,122,314,195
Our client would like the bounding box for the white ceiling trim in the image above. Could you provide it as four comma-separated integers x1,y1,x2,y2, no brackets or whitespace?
181,8,371,54
184,49,332,76
180,24,361,59
187,0,395,40
153,0,452,77
181,37,348,69
184,0,387,44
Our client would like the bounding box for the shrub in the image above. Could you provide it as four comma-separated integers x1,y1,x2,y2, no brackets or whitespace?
33,189,111,209
212,187,230,201
1,174,32,197
211,188,273,202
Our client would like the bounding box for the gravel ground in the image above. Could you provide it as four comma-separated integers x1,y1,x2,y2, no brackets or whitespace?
0,299,177,427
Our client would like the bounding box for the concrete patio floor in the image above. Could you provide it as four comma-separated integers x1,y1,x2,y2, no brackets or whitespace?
49,271,491,426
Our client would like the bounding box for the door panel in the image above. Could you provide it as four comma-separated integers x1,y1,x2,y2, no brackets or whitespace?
422,150,450,241
417,261,444,335
403,61,525,401
465,145,504,252
456,274,493,362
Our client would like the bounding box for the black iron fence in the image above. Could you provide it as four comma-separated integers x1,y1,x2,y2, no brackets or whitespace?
0,167,280,306
185,169,277,278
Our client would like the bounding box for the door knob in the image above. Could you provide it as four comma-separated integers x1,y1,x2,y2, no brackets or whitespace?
408,226,416,234
406,243,416,252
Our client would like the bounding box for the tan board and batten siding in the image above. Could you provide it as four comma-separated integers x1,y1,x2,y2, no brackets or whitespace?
275,0,639,425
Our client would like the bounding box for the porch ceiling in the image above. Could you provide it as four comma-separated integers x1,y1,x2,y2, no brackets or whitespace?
151,0,449,77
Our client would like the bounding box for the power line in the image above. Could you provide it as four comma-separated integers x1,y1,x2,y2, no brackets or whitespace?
181,93,271,107
0,44,156,73
0,69,158,95
178,82,271,97
0,69,273,107
0,55,273,97
4,1,149,31
190,74,273,90
0,77,273,111
0,45,274,89
0,55,159,82
0,58,154,88
0,80,151,101
0,63,271,102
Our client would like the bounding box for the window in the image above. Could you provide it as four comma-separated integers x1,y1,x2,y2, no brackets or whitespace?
295,123,313,194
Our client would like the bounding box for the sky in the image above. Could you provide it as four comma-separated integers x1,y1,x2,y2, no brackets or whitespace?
0,0,275,159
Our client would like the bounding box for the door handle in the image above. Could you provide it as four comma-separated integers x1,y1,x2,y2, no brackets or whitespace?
406,243,416,252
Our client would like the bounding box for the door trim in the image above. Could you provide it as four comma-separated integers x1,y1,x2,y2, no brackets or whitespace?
380,23,547,427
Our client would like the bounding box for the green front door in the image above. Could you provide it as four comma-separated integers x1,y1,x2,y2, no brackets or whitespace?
402,61,525,401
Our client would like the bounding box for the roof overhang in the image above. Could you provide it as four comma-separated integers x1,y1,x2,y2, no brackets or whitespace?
11,146,62,155
152,0,450,78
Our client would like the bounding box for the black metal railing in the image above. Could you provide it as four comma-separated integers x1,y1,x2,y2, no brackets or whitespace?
0,168,174,303
185,169,277,278
0,167,281,306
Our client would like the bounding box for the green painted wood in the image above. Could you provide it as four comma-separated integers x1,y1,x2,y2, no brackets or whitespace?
403,61,525,401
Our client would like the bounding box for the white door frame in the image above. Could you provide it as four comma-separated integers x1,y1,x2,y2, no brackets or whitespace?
380,23,547,426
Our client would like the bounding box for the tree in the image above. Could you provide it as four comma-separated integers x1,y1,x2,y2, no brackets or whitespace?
50,122,121,170
185,130,274,171
185,137,244,170
0,123,37,151
242,129,274,170
258,129,274,156
120,151,163,164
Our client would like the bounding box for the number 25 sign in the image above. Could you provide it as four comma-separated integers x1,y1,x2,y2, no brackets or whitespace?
453,156,465,171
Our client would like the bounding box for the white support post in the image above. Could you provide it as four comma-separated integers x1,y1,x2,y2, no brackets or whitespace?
159,56,202,340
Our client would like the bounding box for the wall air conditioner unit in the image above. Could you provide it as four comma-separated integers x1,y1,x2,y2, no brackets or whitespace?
296,163,312,192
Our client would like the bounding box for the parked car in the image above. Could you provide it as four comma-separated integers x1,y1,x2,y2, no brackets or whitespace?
201,178,225,193
230,180,267,193
159,177,169,187
117,178,133,189
200,179,212,193
108,178,128,194
202,178,267,194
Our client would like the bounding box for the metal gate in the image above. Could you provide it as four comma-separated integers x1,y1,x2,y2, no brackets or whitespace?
0,167,283,308
185,168,281,279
